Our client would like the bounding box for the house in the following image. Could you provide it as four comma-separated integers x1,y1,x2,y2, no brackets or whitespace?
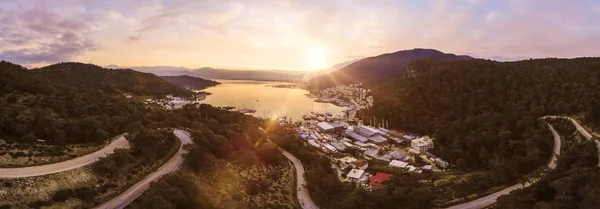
317,122,335,133
352,160,369,170
411,136,434,152
346,169,366,182
369,172,393,190
389,160,409,168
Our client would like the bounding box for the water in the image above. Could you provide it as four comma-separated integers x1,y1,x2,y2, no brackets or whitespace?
199,79,345,120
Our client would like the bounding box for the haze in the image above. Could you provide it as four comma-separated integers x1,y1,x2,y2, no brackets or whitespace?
1,0,600,71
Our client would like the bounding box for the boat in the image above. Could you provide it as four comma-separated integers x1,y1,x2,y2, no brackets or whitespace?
222,106,235,110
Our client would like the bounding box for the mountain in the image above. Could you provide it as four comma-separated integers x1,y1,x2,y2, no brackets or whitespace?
110,65,307,82
307,48,473,89
37,62,190,97
160,75,220,90
188,67,305,82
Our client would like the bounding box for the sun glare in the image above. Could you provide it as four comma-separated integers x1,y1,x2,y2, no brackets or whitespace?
307,47,327,71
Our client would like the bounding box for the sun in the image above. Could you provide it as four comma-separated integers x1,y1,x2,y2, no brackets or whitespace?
307,47,327,71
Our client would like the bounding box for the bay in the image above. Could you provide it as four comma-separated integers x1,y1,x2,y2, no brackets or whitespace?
200,79,345,120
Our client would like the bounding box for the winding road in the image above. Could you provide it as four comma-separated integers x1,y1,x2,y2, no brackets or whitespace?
447,122,561,209
95,129,192,209
0,134,129,178
449,116,599,209
280,150,319,209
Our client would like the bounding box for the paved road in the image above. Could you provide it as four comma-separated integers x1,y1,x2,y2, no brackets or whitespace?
95,129,193,209
447,121,562,209
0,134,129,178
281,150,319,209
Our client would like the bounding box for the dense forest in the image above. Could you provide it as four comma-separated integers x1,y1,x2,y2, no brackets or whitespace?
497,119,600,208
367,58,600,191
0,61,189,145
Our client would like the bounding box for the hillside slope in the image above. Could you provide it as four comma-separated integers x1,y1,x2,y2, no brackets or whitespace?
161,75,220,90
307,48,472,89
37,63,190,97
367,57,600,185
0,61,188,144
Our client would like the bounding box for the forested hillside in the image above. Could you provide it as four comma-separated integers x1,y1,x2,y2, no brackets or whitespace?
36,62,191,97
497,119,600,208
307,49,472,90
367,58,600,183
160,75,220,90
0,61,189,144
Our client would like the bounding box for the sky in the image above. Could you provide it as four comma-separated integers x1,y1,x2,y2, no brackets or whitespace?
1,0,600,71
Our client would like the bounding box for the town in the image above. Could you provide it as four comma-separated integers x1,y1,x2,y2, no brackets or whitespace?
286,84,449,191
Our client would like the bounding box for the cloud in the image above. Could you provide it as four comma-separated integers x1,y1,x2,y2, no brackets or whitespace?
0,1,98,64
1,0,600,69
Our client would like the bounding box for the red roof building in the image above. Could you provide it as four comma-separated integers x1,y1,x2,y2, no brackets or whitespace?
352,160,369,170
369,172,393,189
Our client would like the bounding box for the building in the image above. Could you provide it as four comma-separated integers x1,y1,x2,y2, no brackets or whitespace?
435,158,449,169
364,149,380,159
354,125,380,137
317,122,335,133
411,136,434,152
422,165,432,170
352,160,369,170
345,130,369,143
389,160,409,168
368,135,388,144
331,123,346,133
347,169,366,182
389,151,408,161
369,172,393,190
331,142,347,151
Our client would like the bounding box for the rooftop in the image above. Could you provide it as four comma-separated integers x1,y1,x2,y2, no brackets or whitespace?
347,169,366,179
369,172,393,189
317,122,335,130
412,136,433,146
352,160,369,168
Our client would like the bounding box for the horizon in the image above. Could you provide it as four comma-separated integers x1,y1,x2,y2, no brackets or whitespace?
1,0,600,71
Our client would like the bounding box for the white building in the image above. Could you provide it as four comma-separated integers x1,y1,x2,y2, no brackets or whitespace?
411,136,434,152
346,169,366,182
389,160,409,168
317,122,335,132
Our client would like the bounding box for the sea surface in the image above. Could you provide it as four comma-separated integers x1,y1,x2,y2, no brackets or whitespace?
199,79,344,120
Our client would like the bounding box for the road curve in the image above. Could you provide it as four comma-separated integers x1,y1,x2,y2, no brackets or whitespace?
281,150,319,209
447,121,562,209
0,134,129,178
95,129,192,209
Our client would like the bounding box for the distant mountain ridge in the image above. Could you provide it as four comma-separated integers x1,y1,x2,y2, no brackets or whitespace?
161,75,220,90
307,48,473,89
108,65,307,82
